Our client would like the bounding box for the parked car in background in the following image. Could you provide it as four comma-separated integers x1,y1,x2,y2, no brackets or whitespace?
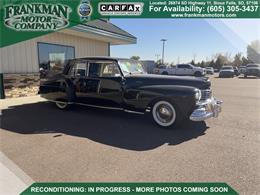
219,66,235,78
205,67,214,75
39,57,222,128
153,64,206,77
244,64,260,78
233,66,239,76
238,66,246,74
214,69,219,73
153,65,174,75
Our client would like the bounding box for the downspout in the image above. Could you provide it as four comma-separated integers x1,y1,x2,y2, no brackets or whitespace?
108,42,110,57
0,73,5,99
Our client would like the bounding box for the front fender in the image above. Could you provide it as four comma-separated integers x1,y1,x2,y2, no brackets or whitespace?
123,85,198,116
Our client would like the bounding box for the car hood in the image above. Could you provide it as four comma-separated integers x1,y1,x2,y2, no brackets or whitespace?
125,74,211,90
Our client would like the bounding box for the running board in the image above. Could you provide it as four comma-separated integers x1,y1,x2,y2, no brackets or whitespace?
49,100,145,115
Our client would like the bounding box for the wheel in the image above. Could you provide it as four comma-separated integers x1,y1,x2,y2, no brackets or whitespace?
151,100,183,128
54,83,75,110
55,100,69,110
194,72,202,77
162,71,168,75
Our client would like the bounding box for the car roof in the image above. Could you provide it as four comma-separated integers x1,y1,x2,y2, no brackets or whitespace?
68,56,139,62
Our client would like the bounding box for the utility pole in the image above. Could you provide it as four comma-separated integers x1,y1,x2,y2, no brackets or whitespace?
161,39,167,64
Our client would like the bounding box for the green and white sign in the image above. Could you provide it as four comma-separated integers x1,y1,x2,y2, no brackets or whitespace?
0,0,87,47
4,3,71,31
21,183,239,195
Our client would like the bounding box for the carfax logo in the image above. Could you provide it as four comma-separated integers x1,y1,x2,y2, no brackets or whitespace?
98,2,143,16
4,3,71,31
78,0,92,21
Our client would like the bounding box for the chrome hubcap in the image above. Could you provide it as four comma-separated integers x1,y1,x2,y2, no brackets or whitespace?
152,101,176,127
156,104,173,123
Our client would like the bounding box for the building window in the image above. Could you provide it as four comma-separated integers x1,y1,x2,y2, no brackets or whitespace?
38,42,75,73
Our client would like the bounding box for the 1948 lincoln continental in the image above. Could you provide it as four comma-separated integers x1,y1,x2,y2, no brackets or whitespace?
39,57,222,128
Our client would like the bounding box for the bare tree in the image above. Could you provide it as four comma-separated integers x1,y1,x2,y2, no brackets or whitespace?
247,40,260,63
232,53,243,67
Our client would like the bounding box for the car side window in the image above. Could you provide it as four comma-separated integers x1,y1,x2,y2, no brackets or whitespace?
178,65,185,69
69,62,88,77
185,65,192,69
101,63,121,77
88,63,101,77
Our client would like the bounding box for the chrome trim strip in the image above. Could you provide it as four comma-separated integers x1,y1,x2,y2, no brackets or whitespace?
145,107,151,112
76,102,123,111
48,100,74,105
49,100,146,115
124,110,144,115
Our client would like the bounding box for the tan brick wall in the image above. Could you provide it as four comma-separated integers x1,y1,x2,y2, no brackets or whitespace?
4,74,40,98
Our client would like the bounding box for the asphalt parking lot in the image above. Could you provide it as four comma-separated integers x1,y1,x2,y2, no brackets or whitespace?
0,75,259,194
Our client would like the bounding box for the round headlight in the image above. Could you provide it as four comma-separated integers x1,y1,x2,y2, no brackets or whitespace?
195,90,201,101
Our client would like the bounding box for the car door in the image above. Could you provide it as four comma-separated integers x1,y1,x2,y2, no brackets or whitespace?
185,64,194,75
79,60,123,108
97,61,123,108
75,61,102,105
66,60,88,102
175,64,185,75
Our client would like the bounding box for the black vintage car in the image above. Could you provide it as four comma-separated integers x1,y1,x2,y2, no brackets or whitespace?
39,57,222,128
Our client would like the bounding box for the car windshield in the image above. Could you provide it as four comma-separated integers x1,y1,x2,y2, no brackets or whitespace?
118,60,146,75
247,64,260,68
221,66,233,70
206,67,213,69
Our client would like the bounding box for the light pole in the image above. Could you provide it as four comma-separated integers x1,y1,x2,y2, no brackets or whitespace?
161,39,167,64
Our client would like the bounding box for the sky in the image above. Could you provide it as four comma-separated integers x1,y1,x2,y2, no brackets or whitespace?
110,19,260,64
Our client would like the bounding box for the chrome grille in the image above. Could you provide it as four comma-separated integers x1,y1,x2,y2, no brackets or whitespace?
201,89,212,100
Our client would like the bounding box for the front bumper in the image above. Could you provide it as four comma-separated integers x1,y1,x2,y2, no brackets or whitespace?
190,98,222,121
219,72,234,77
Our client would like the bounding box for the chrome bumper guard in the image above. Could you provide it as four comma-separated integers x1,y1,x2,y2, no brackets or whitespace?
190,98,223,121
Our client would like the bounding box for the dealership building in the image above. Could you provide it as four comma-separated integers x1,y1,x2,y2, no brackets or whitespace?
0,19,136,98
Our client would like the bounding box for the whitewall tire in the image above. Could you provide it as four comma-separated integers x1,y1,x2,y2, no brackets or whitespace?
152,100,177,127
55,101,69,109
